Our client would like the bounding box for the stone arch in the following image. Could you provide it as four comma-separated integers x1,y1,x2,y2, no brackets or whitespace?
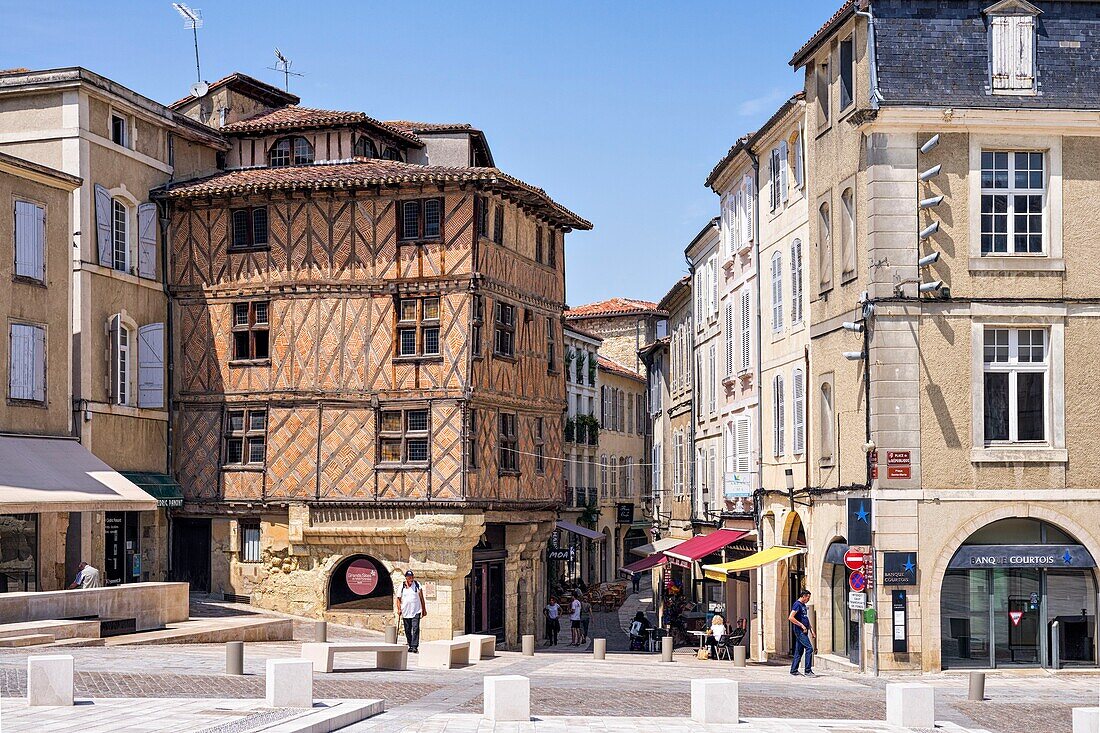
926,504,1100,671
327,553,396,610
781,509,807,547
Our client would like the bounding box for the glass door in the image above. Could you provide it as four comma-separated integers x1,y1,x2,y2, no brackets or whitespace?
992,568,1041,666
941,569,992,667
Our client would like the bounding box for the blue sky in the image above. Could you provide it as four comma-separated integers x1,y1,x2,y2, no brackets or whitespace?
1,0,834,306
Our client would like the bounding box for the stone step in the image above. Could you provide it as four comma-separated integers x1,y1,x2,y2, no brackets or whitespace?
0,633,55,647
50,637,106,647
105,616,292,646
0,619,99,640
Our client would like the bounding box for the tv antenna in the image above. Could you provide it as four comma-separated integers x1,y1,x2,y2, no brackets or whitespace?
171,3,206,94
268,48,304,92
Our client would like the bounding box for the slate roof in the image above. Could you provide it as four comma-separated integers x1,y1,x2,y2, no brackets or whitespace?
873,0,1100,110
221,105,422,146
564,298,664,320
596,356,646,383
154,159,591,230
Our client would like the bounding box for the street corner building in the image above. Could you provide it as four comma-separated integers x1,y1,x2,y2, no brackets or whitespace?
156,74,591,644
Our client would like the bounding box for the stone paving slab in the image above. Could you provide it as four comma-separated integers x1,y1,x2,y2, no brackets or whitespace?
372,713,989,733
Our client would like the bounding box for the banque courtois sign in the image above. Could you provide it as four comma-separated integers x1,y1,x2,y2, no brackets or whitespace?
948,544,1096,569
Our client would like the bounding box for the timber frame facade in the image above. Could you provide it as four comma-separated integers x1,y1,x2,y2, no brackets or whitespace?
158,74,590,644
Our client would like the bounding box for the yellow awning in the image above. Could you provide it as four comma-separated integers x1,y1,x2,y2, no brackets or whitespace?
702,546,805,582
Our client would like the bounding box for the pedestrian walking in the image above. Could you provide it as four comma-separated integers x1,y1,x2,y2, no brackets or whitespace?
631,572,640,594
396,570,427,654
569,592,583,646
788,589,817,677
544,597,562,646
67,561,101,589
580,597,592,644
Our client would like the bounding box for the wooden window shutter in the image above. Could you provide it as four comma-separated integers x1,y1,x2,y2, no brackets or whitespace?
735,416,751,474
108,314,121,401
1014,16,1035,89
9,324,34,400
794,127,805,189
779,140,789,203
792,368,805,455
739,288,751,372
724,302,734,377
95,184,114,266
137,203,157,279
137,322,164,408
31,326,45,402
14,200,45,281
742,175,754,243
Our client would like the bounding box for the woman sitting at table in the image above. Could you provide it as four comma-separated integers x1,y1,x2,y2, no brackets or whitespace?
705,614,727,659
629,611,651,651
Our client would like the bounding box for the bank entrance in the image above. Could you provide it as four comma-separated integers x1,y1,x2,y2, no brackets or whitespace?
941,518,1098,669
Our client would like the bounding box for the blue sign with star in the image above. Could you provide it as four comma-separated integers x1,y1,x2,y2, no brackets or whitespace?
847,498,872,546
883,552,918,586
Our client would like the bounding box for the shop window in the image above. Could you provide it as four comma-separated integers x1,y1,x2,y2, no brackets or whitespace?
379,407,430,465
0,513,38,592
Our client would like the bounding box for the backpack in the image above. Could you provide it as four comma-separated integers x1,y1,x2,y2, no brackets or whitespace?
630,620,643,636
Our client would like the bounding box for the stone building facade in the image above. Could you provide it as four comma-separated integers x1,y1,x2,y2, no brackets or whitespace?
561,324,602,584
789,0,1100,672
158,74,590,645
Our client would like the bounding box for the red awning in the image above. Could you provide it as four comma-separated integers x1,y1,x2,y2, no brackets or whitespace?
620,553,667,576
663,529,750,568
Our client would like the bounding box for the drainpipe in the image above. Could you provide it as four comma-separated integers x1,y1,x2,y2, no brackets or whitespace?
748,150,766,662
855,2,883,109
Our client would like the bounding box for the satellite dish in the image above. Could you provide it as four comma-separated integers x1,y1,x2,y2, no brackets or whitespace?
189,80,209,98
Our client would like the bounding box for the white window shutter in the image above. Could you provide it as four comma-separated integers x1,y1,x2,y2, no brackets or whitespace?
710,259,718,316
32,326,45,402
740,288,751,372
793,368,805,454
735,416,751,474
95,184,114,266
137,203,157,280
774,376,785,456
742,176,754,243
1014,16,1035,89
724,302,734,377
137,322,164,408
791,240,803,324
109,314,121,402
794,127,805,189
779,140,789,203
9,324,33,400
14,201,46,281
771,252,783,333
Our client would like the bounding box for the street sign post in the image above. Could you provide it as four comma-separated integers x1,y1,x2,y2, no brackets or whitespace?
848,591,867,610
844,549,866,571
849,571,867,592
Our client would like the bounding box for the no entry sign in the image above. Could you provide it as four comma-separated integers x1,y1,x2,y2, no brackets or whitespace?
849,570,867,592
844,549,866,571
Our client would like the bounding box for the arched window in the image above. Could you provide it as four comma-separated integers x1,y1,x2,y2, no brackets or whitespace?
841,187,855,278
790,238,804,324
269,136,314,167
353,136,376,158
819,381,833,461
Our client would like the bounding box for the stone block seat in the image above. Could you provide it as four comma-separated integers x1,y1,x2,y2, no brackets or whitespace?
417,639,470,670
301,641,408,673
452,633,496,664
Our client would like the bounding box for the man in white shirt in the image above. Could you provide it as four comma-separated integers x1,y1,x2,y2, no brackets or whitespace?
395,569,427,653
67,562,101,590
569,593,583,646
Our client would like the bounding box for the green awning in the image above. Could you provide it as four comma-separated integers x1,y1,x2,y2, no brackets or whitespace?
119,472,183,508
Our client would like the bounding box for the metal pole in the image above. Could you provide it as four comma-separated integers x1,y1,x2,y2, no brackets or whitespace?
1051,620,1060,671
225,641,243,675
968,671,985,702
192,27,201,82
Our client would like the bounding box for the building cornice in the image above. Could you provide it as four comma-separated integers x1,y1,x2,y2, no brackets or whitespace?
859,106,1100,136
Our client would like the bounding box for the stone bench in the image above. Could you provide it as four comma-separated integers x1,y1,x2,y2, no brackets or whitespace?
417,639,469,669
886,683,935,730
484,675,530,722
301,642,408,673
452,633,496,664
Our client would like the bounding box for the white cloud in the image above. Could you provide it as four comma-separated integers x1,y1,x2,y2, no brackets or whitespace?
737,88,789,117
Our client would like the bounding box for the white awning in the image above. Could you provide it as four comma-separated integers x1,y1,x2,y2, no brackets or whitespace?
630,536,685,558
555,520,605,541
0,436,158,514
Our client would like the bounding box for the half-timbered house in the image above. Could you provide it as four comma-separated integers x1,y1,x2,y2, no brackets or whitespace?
160,75,590,644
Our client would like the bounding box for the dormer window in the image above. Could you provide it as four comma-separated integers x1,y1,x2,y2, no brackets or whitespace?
269,136,314,167
985,0,1039,94
353,136,376,158
382,146,403,162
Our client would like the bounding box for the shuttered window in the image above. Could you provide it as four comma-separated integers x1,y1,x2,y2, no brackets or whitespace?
792,368,806,455
818,202,833,292
708,344,716,414
771,251,783,333
742,175,754,244
724,302,734,377
841,188,856,279
112,199,128,272
774,375,785,456
137,203,157,279
779,140,789,204
14,200,45,282
793,127,805,190
734,415,751,474
791,239,804,324
108,315,131,406
710,258,718,317
991,14,1036,92
739,288,751,372
8,323,45,402
769,148,781,212
137,323,165,409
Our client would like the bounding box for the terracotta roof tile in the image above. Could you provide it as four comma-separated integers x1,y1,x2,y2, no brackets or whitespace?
154,159,591,230
564,298,663,320
221,105,422,146
384,120,475,134
704,133,754,189
596,356,645,382
790,0,856,68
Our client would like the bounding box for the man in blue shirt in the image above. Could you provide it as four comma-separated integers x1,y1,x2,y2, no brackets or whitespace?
787,590,817,677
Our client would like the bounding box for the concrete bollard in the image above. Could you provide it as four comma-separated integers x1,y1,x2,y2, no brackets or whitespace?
593,638,606,660
968,671,985,702
886,683,936,730
484,675,530,722
27,655,74,707
690,678,739,724
313,621,327,643
521,634,536,656
226,641,244,675
384,625,398,644
733,645,747,667
265,659,314,708
661,634,674,662
1073,707,1100,733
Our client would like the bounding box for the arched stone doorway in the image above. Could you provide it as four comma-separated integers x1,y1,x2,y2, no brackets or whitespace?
939,517,1098,669
776,511,807,656
328,554,395,611
821,535,859,663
